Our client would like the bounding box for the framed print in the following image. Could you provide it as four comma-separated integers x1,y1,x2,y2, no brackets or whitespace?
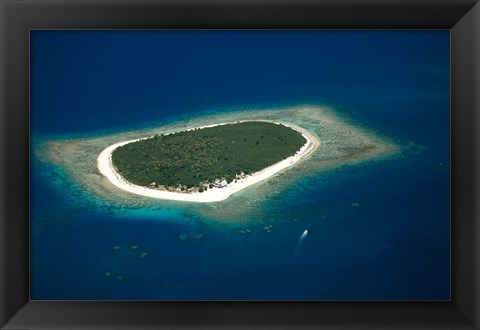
1,1,479,329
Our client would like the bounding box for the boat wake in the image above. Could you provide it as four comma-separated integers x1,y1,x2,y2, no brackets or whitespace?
291,229,308,263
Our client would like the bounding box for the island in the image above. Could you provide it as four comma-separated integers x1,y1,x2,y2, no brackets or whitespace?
97,121,317,202
38,105,398,216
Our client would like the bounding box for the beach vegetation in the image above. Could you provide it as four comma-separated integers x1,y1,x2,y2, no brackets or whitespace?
111,121,306,190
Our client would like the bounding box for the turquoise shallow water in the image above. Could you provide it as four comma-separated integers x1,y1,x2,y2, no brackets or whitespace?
30,30,450,300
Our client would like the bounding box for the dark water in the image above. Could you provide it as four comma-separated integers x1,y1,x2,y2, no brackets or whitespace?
30,30,450,300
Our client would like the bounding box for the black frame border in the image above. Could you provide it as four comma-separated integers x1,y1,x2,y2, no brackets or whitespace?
1,1,479,329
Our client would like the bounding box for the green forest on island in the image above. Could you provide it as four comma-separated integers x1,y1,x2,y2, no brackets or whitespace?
111,121,306,190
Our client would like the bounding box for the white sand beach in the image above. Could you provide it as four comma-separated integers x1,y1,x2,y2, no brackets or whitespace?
97,121,319,203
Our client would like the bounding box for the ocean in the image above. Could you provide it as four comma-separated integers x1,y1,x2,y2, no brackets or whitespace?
30,30,450,300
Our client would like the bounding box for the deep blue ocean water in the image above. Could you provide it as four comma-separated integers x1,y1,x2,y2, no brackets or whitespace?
30,30,450,300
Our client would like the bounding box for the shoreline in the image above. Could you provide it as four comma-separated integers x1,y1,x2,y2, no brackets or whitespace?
97,120,319,203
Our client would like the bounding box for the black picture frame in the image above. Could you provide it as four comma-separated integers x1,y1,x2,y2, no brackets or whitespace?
1,0,479,329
